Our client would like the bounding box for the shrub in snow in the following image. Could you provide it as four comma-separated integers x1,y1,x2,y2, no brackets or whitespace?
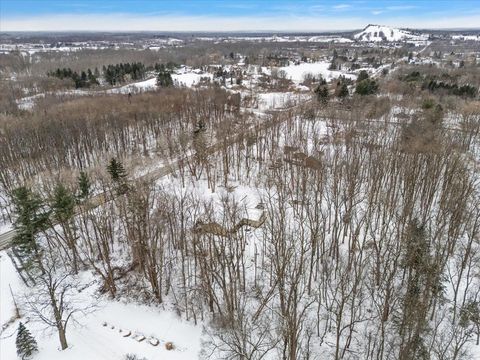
16,322,38,360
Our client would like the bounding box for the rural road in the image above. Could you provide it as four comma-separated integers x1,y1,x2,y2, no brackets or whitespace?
0,229,15,250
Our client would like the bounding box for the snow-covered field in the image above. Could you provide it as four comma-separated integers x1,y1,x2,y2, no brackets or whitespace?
279,61,357,83
172,68,213,87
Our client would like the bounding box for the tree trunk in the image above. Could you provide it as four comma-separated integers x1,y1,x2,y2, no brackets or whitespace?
57,324,68,350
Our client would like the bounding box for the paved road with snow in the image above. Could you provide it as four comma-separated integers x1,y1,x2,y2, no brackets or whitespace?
0,229,14,250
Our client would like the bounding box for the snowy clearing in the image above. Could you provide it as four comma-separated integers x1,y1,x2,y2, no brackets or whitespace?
279,61,357,83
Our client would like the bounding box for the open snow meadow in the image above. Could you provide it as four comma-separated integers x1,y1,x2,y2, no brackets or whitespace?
2,1,480,359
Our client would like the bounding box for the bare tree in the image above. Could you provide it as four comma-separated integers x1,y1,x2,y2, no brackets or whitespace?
23,253,95,350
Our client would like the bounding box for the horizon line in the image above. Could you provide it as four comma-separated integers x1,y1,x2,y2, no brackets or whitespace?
2,27,480,34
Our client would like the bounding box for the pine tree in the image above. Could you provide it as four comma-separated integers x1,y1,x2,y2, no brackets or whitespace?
87,69,99,86
16,322,38,360
355,78,378,95
107,158,127,182
51,183,79,273
80,71,87,85
336,82,349,98
314,85,329,105
107,158,129,194
357,70,369,82
328,49,338,70
11,187,49,264
157,70,173,87
77,171,91,200
51,184,75,224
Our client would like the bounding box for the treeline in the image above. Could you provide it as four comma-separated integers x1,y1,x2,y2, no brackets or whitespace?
400,70,478,98
154,62,178,72
103,62,146,85
47,67,99,89
47,61,180,88
422,79,477,97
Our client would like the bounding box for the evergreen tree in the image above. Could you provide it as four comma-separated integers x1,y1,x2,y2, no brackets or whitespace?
16,322,38,360
80,71,87,82
87,69,99,86
11,186,49,265
315,85,329,105
157,70,173,87
328,58,337,70
155,63,166,72
51,183,79,273
51,184,75,224
107,158,129,194
77,171,91,200
355,78,379,95
328,49,338,70
336,82,349,98
107,158,127,182
357,70,369,82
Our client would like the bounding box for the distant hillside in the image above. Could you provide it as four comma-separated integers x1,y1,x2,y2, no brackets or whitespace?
354,24,427,42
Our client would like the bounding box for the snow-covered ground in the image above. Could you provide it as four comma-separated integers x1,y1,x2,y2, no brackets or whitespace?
107,78,158,94
354,24,429,42
172,67,213,87
0,39,184,55
0,252,203,360
256,92,310,111
213,35,354,43
0,223,12,234
279,61,357,83
451,34,480,41
2,103,480,359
